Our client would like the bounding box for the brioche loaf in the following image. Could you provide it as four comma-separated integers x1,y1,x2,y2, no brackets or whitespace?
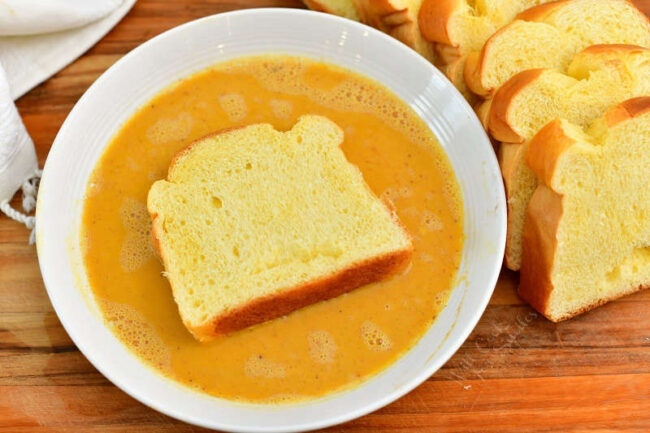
418,0,555,60
301,0,435,60
519,97,650,321
147,115,413,341
463,0,650,97
491,45,650,270
354,0,435,61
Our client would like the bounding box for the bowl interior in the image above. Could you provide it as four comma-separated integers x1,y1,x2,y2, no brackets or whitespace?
36,9,506,433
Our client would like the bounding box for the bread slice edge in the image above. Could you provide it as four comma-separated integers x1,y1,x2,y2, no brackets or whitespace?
148,122,415,341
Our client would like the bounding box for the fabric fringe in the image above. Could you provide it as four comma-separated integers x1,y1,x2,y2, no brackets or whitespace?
0,168,42,244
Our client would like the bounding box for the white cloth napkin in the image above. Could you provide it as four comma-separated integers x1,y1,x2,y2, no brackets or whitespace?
0,0,136,242
0,0,123,36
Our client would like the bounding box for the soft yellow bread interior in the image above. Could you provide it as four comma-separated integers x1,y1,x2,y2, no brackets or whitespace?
495,46,650,270
466,0,650,95
439,0,554,54
521,100,650,321
302,0,360,20
147,115,412,339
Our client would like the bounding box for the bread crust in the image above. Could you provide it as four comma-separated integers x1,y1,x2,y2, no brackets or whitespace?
519,97,650,321
463,50,486,96
302,0,330,13
191,247,413,340
488,69,545,143
464,1,650,97
518,184,562,319
499,142,525,270
605,96,650,127
355,0,435,61
578,43,647,55
302,0,360,19
488,46,649,143
435,43,464,65
149,123,414,342
515,0,571,21
525,118,576,186
418,0,461,45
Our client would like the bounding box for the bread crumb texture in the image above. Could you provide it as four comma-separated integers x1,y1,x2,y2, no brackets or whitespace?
522,98,650,320
498,46,650,270
471,0,650,94
147,115,412,339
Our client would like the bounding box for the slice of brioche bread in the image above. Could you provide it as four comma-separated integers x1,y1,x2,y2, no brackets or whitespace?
463,0,650,97
490,45,650,270
418,0,555,59
302,0,360,20
445,56,476,101
519,97,650,321
147,116,413,341
353,0,435,61
301,0,435,60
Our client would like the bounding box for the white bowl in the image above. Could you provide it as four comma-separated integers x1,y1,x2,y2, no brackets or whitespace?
36,8,506,432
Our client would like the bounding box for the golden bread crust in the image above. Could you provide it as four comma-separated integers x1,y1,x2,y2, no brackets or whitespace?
487,69,545,143
148,123,414,341
605,96,650,127
488,45,650,144
463,50,486,96
515,0,571,21
355,0,435,61
579,43,647,55
192,247,413,340
418,0,461,45
525,118,577,186
518,185,562,318
519,97,650,321
499,142,525,270
302,0,329,13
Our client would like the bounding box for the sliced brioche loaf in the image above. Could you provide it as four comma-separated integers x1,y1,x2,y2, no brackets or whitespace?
147,115,413,341
519,97,650,321
301,0,435,60
302,0,360,20
490,45,650,143
463,0,650,97
353,0,435,61
418,0,555,59
491,45,650,270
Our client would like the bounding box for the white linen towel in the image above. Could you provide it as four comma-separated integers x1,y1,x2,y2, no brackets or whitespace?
0,0,136,242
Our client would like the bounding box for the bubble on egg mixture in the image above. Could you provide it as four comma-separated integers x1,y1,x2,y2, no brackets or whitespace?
225,58,435,146
219,93,248,122
308,330,337,364
421,210,444,231
381,186,413,202
360,321,393,352
101,299,171,372
269,99,293,119
146,112,193,145
244,355,286,379
119,197,153,272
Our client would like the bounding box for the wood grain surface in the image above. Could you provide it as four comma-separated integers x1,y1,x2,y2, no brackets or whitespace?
2,1,650,431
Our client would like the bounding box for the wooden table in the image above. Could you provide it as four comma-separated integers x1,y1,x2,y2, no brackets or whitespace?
2,1,650,431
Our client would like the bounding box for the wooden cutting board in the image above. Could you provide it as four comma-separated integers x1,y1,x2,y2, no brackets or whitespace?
1,1,649,431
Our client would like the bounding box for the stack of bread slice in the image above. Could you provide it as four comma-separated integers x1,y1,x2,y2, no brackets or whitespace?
492,45,650,270
304,0,435,61
520,97,650,321
303,0,650,321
